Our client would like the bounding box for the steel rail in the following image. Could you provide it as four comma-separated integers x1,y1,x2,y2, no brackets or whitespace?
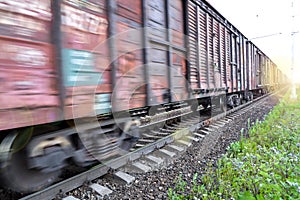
19,92,276,200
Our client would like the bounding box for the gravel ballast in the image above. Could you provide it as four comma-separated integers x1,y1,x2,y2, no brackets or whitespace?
1,95,280,200
93,95,280,200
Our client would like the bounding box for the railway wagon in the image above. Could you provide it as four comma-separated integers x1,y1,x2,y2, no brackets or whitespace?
246,41,285,93
187,0,254,108
0,0,283,193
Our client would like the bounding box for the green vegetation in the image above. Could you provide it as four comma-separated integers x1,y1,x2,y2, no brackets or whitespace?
169,90,300,199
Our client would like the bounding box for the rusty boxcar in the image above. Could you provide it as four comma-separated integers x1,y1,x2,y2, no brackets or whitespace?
0,0,286,193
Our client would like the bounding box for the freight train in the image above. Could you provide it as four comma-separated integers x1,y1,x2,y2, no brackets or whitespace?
0,0,286,193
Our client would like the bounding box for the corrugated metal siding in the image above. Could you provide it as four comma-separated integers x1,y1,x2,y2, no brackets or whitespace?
237,41,241,91
226,30,232,92
272,63,276,85
269,61,272,85
198,8,208,89
270,63,273,85
251,46,255,89
247,43,250,90
270,61,273,85
246,43,252,90
253,46,257,88
220,25,227,88
213,20,220,68
241,38,246,91
208,15,215,88
213,19,221,88
188,1,232,91
256,50,260,87
251,45,256,89
188,2,199,89
240,37,244,91
259,54,263,86
264,58,267,86
265,58,270,85
262,55,265,86
169,0,187,101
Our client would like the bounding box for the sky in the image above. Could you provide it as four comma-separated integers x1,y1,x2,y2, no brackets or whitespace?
206,0,300,83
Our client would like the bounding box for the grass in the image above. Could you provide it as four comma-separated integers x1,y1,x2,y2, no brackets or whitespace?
168,88,300,199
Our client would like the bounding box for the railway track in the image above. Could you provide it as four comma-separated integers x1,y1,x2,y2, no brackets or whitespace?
19,92,275,200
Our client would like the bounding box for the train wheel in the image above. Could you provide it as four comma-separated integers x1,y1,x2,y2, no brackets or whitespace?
0,132,61,193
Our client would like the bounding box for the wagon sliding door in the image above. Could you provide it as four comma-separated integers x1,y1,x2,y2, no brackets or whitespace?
144,0,187,106
112,0,146,112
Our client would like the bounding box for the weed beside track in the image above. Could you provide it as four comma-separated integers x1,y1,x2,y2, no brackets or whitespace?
169,90,300,199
